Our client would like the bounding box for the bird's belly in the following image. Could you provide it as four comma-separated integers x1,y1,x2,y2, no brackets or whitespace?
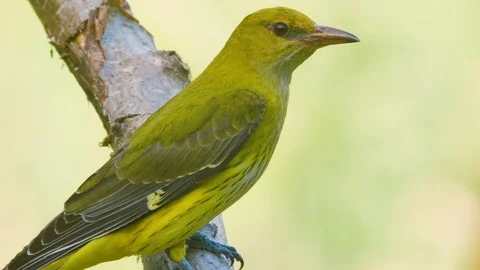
115,150,270,256
42,165,258,270
48,133,277,269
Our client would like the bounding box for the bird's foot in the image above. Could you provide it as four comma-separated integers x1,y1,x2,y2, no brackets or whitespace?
186,231,244,269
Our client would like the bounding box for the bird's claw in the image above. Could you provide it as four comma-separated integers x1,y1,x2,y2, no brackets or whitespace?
221,245,243,268
186,231,244,269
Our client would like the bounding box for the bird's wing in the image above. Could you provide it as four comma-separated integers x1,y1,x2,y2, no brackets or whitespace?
6,89,265,270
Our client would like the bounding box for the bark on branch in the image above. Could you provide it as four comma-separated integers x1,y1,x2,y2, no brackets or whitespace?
27,0,232,269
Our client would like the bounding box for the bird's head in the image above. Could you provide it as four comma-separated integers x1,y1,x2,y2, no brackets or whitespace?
223,7,359,76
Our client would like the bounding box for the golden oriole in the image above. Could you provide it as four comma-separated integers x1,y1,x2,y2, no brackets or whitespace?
4,6,358,270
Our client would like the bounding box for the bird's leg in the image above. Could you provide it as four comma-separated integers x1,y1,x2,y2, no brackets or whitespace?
186,231,244,269
166,241,194,270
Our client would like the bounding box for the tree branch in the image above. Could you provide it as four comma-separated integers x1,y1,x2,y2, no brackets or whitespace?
27,0,232,269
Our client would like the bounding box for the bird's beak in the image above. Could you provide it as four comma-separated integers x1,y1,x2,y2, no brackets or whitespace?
304,24,360,46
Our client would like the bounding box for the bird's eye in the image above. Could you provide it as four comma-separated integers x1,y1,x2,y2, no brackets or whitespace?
272,22,289,37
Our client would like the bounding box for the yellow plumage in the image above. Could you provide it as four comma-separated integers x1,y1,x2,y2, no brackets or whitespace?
43,133,277,269
5,6,358,270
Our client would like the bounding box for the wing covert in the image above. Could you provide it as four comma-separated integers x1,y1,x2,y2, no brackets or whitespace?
115,88,266,184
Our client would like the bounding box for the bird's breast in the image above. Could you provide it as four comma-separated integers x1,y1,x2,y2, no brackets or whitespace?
217,115,283,199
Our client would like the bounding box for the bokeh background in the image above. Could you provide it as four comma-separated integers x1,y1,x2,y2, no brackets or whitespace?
1,0,479,269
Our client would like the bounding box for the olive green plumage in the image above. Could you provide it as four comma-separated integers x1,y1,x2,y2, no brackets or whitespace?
5,7,358,270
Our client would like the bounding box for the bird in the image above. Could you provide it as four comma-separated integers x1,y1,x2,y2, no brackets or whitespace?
4,6,359,270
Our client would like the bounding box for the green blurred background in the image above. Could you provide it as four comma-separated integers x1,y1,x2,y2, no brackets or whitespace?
1,0,479,269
